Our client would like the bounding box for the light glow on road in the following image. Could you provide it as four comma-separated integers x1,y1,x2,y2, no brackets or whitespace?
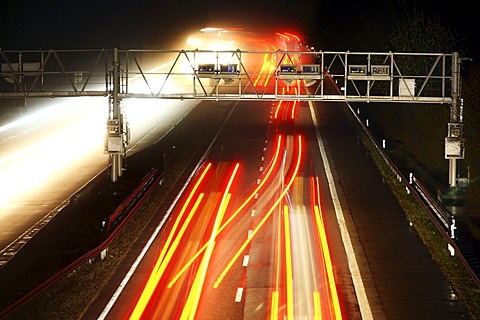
180,163,239,320
313,176,342,319
0,98,105,207
167,135,285,286
214,135,303,288
129,163,212,320
283,204,294,319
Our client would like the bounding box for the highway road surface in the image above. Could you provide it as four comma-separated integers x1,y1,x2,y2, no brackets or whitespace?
0,97,197,266
83,98,468,319
0,29,469,319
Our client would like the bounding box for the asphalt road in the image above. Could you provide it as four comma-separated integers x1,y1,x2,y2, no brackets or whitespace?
0,97,197,266
82,99,468,319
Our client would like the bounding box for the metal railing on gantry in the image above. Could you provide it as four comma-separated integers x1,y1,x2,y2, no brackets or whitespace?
0,49,463,184
0,49,457,103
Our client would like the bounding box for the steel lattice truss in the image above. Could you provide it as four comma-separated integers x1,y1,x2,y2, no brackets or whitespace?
0,49,455,104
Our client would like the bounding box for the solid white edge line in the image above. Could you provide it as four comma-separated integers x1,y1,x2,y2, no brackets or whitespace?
98,144,209,319
97,163,197,320
98,101,239,319
309,101,374,320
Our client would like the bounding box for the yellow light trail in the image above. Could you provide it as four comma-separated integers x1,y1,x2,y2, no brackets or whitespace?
313,291,322,320
129,163,212,320
168,136,284,285
181,163,239,319
271,198,283,320
253,53,270,87
283,205,294,320
162,193,204,287
274,100,283,119
214,135,302,288
314,190,342,319
291,100,297,120
271,290,279,320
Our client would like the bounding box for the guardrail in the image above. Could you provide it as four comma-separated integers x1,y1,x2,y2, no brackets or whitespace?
0,168,163,319
102,168,162,232
345,104,480,288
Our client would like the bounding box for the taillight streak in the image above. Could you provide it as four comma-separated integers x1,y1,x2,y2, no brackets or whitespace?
214,135,303,288
168,135,285,285
291,100,297,120
129,163,212,320
313,176,342,320
180,163,239,319
274,100,283,119
283,204,294,319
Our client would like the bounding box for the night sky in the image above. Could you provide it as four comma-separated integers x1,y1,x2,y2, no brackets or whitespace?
0,0,478,59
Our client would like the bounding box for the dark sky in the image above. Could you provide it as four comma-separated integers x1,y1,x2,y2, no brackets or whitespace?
0,0,314,49
1,0,478,58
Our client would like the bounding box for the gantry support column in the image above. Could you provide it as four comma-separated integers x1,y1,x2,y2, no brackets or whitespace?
105,48,129,183
445,52,465,188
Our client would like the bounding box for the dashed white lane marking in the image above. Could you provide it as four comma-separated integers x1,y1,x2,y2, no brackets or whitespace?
309,101,374,320
251,209,256,217
235,287,244,302
243,255,249,267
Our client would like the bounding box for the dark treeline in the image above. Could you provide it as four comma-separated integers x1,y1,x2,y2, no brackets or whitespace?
308,0,480,220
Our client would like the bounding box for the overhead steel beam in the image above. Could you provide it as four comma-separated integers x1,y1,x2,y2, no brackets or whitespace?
0,48,462,185
0,49,456,104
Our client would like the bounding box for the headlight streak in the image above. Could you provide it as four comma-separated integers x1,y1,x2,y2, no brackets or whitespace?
213,135,302,289
0,100,105,207
129,163,212,320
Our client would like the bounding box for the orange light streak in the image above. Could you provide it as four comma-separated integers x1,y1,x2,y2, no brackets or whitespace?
284,32,301,42
181,163,239,319
253,54,268,87
271,291,279,320
271,199,283,320
313,176,342,319
313,291,322,320
254,53,276,88
276,32,291,41
181,193,233,319
214,135,303,288
291,100,297,120
168,136,284,285
274,101,283,119
283,205,294,320
263,63,275,87
129,163,212,320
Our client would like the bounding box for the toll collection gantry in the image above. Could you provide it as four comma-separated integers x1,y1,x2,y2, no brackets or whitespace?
0,49,465,185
